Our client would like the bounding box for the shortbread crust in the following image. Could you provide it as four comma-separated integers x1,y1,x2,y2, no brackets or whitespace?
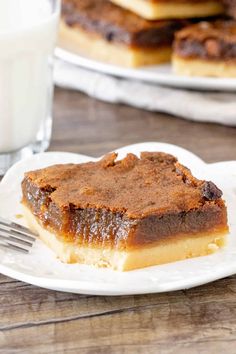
173,55,236,77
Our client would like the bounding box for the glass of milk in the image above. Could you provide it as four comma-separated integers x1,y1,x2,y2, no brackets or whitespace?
0,0,60,175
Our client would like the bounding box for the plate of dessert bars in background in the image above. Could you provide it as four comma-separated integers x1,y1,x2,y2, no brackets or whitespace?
0,142,236,295
56,0,236,92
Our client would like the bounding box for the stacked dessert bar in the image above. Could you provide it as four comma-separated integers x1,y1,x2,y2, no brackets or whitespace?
60,0,186,67
60,0,236,77
173,20,236,77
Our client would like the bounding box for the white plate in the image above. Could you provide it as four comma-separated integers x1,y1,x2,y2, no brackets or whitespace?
0,142,236,295
55,48,236,92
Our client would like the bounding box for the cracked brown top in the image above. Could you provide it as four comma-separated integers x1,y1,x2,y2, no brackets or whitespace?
22,152,224,219
61,0,190,48
174,20,236,60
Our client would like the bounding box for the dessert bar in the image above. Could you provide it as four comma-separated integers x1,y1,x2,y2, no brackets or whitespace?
173,20,236,77
60,0,188,67
22,152,228,271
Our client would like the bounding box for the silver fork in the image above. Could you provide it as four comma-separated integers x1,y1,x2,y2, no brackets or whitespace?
0,217,37,254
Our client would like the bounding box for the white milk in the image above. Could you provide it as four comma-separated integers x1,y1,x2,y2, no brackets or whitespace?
0,0,59,153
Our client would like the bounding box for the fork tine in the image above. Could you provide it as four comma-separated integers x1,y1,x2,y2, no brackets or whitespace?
0,225,36,242
0,241,29,254
0,231,34,247
0,216,37,237
0,217,37,237
0,217,37,255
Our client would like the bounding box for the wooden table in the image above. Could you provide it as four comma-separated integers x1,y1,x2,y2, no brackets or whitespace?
1,88,236,353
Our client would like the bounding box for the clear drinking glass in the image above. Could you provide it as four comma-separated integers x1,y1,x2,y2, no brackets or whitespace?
0,0,61,175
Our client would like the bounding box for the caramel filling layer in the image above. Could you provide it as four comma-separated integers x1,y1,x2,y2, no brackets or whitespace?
174,39,236,61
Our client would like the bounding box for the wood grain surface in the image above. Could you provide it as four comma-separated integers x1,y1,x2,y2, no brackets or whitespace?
1,88,236,354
